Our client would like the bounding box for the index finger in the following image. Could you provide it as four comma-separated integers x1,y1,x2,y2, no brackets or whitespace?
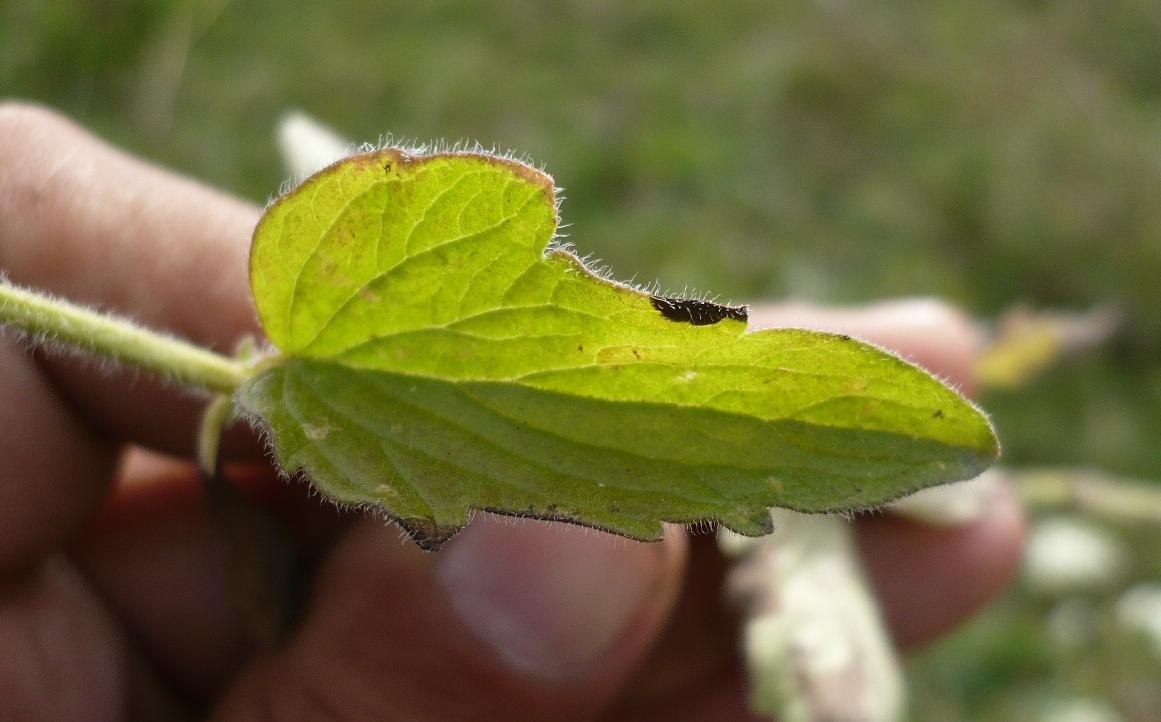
0,103,263,457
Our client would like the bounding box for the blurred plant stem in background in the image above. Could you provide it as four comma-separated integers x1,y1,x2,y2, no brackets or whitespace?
976,306,1121,391
132,0,229,137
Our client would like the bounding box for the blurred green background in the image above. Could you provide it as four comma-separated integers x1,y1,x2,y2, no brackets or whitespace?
5,0,1161,718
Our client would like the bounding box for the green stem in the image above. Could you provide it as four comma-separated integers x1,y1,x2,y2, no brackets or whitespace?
1015,468,1161,525
0,278,249,393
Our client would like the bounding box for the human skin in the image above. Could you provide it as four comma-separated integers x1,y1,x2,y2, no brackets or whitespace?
0,103,1024,721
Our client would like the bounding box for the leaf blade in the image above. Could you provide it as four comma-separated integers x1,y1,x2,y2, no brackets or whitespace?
241,148,998,548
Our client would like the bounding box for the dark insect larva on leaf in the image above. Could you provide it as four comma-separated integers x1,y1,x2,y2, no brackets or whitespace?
650,296,749,326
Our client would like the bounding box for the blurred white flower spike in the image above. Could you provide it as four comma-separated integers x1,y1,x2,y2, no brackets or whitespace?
1023,517,1127,595
720,512,904,722
1115,583,1161,659
276,110,354,180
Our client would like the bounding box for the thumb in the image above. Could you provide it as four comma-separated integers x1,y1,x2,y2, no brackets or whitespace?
211,515,687,721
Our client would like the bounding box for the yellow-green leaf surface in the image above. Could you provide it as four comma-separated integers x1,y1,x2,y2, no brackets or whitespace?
238,148,998,549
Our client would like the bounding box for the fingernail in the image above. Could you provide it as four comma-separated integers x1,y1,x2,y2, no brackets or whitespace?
435,514,666,682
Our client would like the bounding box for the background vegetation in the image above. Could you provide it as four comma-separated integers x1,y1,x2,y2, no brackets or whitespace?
4,0,1161,718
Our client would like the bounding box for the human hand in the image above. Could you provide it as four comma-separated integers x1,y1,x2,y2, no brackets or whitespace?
0,103,1024,721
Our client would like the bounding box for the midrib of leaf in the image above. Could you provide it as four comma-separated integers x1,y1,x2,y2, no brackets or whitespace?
312,326,980,443
321,348,945,424
264,358,982,474
458,379,977,467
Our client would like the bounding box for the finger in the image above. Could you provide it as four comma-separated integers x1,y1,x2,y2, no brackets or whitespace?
855,477,1026,647
210,515,686,722
0,552,196,721
69,456,252,701
748,298,985,394
0,102,262,457
0,103,258,347
0,555,125,720
70,452,348,702
604,532,745,719
75,455,691,716
0,334,116,570
610,666,761,722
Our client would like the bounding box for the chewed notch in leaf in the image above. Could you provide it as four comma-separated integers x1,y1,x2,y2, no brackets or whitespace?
237,148,998,550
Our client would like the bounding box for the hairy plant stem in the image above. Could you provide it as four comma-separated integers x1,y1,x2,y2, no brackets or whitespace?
1014,467,1161,524
0,278,249,393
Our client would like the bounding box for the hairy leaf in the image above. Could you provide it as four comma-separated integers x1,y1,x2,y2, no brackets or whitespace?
238,149,997,549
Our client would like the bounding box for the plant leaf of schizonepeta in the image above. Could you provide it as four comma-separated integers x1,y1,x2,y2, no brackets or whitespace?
238,148,998,550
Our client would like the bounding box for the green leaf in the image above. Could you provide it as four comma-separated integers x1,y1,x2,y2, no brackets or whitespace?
238,148,998,550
